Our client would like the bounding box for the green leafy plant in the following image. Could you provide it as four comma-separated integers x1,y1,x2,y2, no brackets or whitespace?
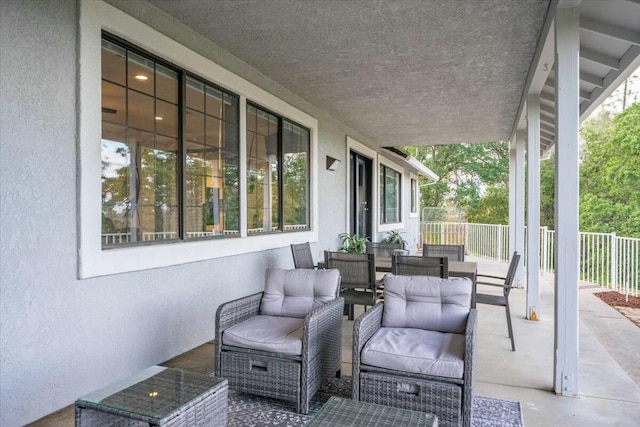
381,230,407,247
338,233,369,254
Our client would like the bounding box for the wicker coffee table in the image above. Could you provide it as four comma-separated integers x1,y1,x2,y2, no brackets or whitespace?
307,396,438,426
75,366,228,426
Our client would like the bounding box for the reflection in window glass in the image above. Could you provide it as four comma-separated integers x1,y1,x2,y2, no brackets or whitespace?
411,178,418,214
283,120,309,230
246,104,310,234
101,35,239,246
246,105,280,233
380,165,401,224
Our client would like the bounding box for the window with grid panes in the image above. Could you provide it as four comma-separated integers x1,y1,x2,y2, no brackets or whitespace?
100,35,239,247
246,104,310,233
379,164,401,224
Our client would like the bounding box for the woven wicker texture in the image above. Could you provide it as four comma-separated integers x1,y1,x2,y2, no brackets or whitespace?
392,255,449,278
423,244,465,262
353,296,477,427
215,271,343,414
306,396,438,426
75,369,228,426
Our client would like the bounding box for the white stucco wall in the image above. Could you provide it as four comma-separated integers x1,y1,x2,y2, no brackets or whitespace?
0,1,422,424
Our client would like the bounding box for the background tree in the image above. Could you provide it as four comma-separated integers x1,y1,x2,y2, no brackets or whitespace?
405,141,509,216
579,104,640,237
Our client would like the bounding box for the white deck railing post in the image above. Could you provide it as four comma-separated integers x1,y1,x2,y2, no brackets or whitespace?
611,232,617,292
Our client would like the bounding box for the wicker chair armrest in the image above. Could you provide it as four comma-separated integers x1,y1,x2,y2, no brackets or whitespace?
303,297,345,356
462,308,478,427
215,292,263,376
352,303,384,400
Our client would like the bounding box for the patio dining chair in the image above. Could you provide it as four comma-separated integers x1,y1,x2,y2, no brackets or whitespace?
353,274,476,427
215,268,343,414
423,244,465,261
366,241,405,258
324,251,377,320
291,242,316,269
392,255,449,278
474,252,520,351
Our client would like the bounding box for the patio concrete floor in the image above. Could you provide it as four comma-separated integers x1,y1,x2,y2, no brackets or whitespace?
30,258,640,426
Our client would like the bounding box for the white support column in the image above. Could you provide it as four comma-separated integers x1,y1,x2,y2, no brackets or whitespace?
554,2,580,397
509,130,525,287
527,94,541,320
509,139,516,258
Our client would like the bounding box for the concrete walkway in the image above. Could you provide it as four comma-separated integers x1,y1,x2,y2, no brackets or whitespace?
470,257,640,426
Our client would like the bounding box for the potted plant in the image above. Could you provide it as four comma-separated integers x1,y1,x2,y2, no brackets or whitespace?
338,232,369,254
381,230,407,248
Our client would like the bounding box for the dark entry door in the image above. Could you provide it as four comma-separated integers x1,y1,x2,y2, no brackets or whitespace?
350,151,372,239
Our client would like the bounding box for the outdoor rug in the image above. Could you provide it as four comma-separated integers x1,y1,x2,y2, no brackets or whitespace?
227,377,524,427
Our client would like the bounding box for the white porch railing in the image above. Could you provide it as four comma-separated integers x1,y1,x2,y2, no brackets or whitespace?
421,222,639,297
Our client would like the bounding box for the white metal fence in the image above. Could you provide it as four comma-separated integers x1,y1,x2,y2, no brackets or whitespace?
421,222,639,297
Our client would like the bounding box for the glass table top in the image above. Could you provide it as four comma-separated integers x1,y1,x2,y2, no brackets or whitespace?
77,366,225,421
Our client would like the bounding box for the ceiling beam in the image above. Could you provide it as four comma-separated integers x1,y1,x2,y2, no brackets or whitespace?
541,115,555,126
540,91,555,103
581,45,640,118
580,89,591,101
541,129,555,140
580,71,604,88
580,16,640,46
540,104,555,117
541,123,556,134
580,48,620,70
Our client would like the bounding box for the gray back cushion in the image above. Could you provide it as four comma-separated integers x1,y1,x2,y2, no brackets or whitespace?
260,268,340,318
382,274,472,333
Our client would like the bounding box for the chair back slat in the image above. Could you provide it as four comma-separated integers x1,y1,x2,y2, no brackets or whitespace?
392,255,449,278
504,252,521,290
324,251,376,289
423,244,465,261
366,242,404,258
291,242,315,269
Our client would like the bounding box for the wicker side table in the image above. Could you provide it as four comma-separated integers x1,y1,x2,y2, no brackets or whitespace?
75,366,227,426
307,396,438,427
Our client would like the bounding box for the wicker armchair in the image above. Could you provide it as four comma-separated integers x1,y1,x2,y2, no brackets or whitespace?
353,274,476,427
423,244,465,262
215,268,343,414
392,255,449,278
291,242,316,269
324,251,377,320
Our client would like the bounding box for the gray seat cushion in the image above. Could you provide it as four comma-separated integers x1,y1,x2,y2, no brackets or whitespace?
361,327,465,378
222,315,304,355
382,274,472,333
260,268,340,318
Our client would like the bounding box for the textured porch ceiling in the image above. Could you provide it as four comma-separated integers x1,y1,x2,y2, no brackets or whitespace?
147,0,550,148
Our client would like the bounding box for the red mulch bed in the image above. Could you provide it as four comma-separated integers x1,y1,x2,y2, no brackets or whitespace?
595,291,640,308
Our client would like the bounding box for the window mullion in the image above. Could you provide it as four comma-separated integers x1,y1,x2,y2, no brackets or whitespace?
179,71,187,239
278,117,284,231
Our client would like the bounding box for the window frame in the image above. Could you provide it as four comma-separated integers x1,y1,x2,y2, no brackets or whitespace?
377,157,404,230
100,32,242,247
409,173,419,218
245,102,311,234
79,1,318,278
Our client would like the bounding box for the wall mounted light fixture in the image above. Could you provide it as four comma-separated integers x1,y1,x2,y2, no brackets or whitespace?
326,156,341,171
